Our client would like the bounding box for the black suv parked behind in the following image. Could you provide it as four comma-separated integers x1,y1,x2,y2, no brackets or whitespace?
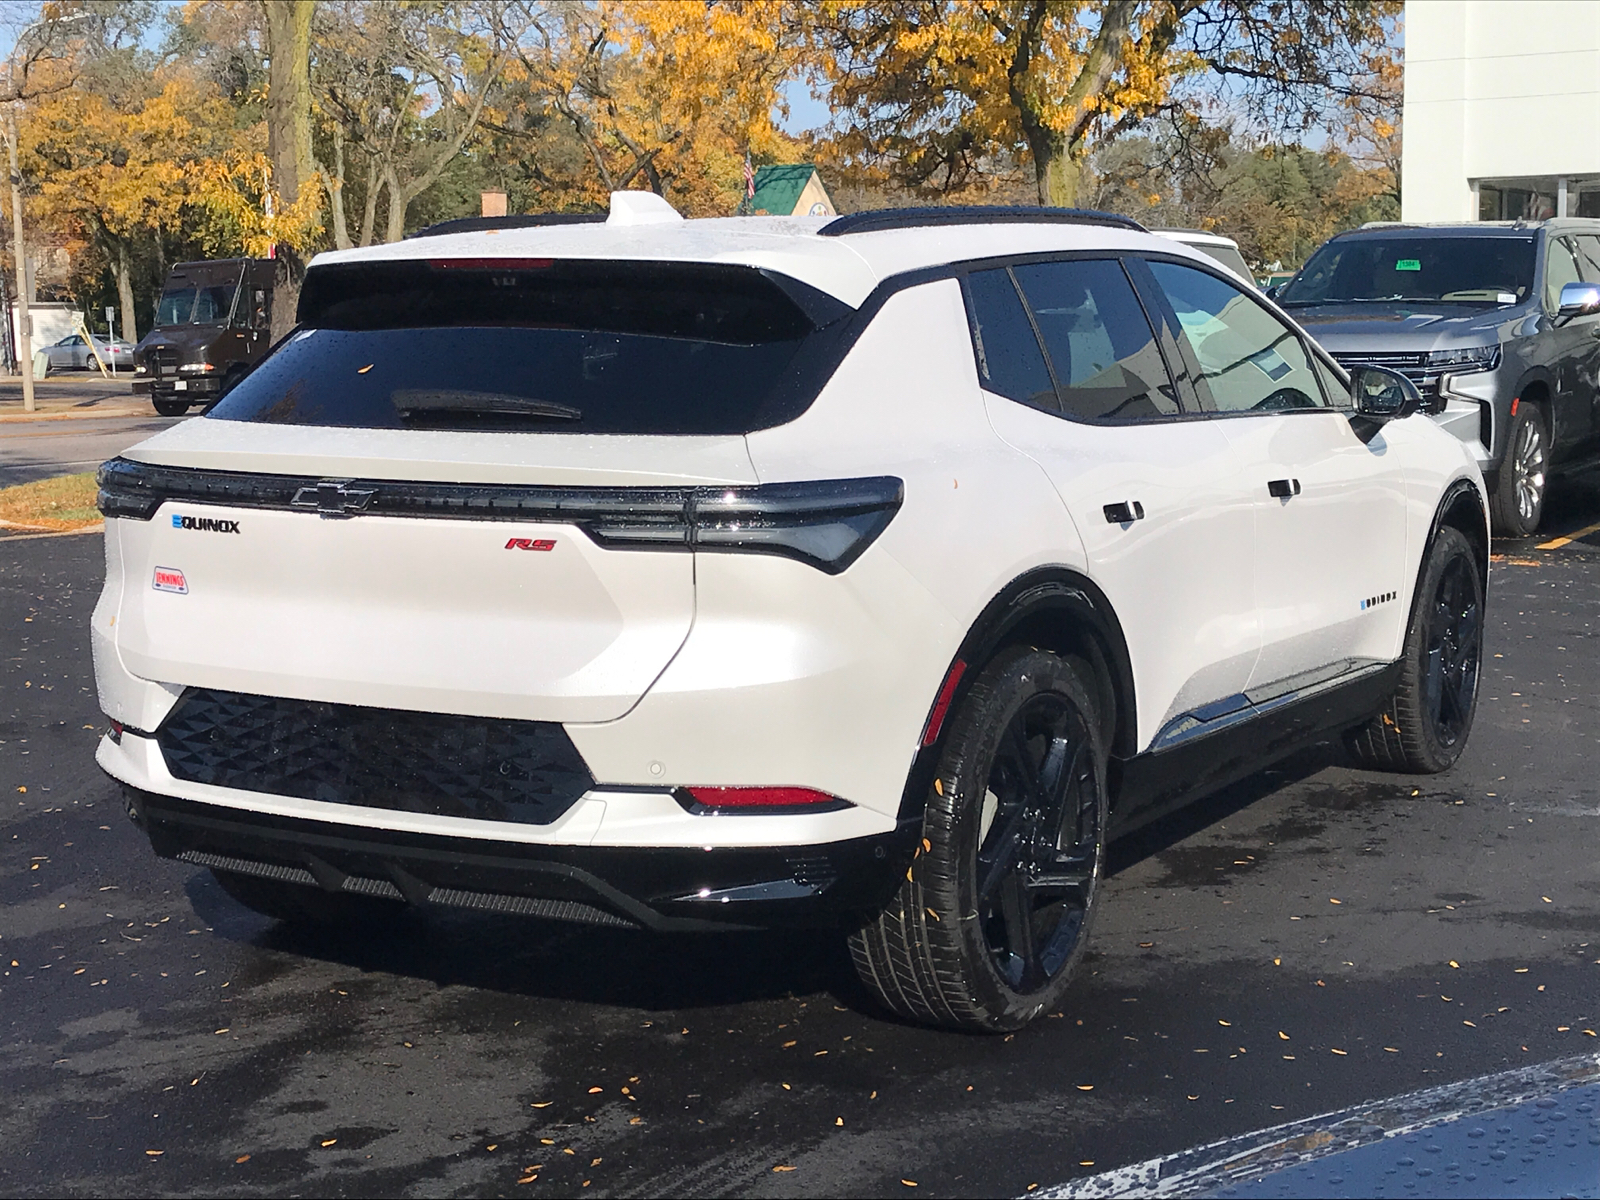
1274,220,1600,535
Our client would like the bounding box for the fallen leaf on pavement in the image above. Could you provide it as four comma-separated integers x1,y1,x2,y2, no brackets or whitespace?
321,1139,337,1147
235,1155,250,1164
1076,1085,1093,1091
773,1165,796,1172
1330,1048,1348,1055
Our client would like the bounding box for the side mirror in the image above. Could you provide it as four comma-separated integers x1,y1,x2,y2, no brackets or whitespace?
1264,283,1282,300
1556,281,1600,323
1350,364,1423,422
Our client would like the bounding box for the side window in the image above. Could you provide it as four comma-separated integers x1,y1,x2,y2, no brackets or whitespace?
1573,235,1600,283
1313,355,1353,409
1012,259,1179,421
1544,237,1582,311
965,268,1057,412
1147,260,1327,413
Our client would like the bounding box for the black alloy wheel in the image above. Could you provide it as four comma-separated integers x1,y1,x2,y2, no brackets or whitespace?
975,690,1102,992
1346,526,1484,774
1422,552,1481,750
850,647,1108,1031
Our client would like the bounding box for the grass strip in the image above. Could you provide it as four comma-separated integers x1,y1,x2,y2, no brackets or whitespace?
0,471,102,531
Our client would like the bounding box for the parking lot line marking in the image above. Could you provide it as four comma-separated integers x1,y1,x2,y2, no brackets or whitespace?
1537,518,1600,550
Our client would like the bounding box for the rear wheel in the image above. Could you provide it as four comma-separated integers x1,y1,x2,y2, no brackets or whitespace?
210,869,401,926
1346,527,1483,774
850,647,1108,1032
1489,404,1548,536
152,398,191,417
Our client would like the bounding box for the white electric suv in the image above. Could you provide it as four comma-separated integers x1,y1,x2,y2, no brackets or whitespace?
92,194,1489,1032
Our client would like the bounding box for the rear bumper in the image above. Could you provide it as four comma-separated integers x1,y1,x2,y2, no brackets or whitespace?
125,786,916,932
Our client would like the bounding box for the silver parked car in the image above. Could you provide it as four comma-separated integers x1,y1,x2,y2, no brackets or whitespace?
1275,220,1600,536
43,333,134,373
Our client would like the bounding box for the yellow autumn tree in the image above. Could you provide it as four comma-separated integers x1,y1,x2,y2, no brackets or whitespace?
506,0,812,216
19,67,239,343
813,0,1400,207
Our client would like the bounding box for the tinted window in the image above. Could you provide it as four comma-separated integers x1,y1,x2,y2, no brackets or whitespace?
1150,261,1326,413
207,260,840,435
966,268,1056,412
1545,237,1582,310
1278,236,1536,307
193,283,237,324
1574,235,1600,282
1313,355,1353,409
156,288,195,326
1013,260,1178,421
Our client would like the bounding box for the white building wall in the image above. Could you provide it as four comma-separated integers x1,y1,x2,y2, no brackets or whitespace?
1403,0,1600,221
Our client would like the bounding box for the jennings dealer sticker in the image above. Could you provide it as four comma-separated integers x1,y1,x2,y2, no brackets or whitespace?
152,567,188,594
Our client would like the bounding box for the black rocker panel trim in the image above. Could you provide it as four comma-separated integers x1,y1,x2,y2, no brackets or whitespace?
155,689,595,826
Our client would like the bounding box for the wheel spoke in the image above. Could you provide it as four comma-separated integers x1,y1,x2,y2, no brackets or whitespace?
999,870,1039,989
976,812,1027,903
996,721,1042,803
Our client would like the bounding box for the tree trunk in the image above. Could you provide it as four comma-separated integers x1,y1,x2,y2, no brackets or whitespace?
261,0,318,340
383,162,406,244
114,241,138,345
328,125,352,250
1022,121,1079,207
358,157,381,247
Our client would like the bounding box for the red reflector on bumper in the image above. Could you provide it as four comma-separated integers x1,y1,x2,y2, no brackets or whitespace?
685,786,840,809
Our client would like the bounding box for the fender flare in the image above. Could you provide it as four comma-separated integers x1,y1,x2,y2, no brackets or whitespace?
895,566,1138,824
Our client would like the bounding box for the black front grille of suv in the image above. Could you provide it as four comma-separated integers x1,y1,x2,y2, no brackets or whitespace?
157,689,595,825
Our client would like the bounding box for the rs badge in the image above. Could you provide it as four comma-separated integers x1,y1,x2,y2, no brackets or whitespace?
505,538,555,551
153,567,188,594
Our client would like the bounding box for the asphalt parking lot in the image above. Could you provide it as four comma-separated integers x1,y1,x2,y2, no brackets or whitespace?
2,479,1598,1197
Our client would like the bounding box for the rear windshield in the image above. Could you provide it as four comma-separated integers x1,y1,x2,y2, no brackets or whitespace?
206,260,849,435
1278,236,1536,307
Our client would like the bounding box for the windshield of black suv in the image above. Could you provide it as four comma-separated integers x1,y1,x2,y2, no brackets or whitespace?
206,259,850,435
1277,235,1536,307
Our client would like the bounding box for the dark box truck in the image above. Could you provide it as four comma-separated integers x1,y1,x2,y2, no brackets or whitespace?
132,259,274,415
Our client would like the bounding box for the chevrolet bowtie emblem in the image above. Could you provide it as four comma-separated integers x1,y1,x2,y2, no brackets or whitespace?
291,479,378,518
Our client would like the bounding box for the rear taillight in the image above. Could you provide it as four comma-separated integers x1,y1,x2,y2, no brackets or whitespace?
93,459,903,574
587,477,903,573
682,786,849,812
108,720,124,744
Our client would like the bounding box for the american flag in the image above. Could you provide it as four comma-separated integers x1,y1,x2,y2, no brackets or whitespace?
743,154,755,200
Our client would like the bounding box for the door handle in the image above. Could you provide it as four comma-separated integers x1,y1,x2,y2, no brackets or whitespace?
1103,500,1145,523
1267,478,1302,498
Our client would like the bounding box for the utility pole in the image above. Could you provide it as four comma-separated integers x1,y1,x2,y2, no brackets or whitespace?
4,106,33,411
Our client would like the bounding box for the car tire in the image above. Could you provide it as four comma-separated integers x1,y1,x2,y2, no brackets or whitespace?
850,646,1108,1032
1345,527,1483,774
1489,403,1548,537
152,399,191,417
209,869,402,926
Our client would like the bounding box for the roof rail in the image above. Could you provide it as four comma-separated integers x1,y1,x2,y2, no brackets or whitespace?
407,213,607,240
818,205,1146,237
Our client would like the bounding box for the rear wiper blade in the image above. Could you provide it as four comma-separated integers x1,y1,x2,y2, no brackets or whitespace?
392,389,582,421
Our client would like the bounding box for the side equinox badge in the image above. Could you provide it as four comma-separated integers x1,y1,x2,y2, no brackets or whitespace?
153,567,188,594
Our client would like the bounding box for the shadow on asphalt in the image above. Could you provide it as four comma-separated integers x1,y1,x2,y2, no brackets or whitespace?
178,746,1360,1021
